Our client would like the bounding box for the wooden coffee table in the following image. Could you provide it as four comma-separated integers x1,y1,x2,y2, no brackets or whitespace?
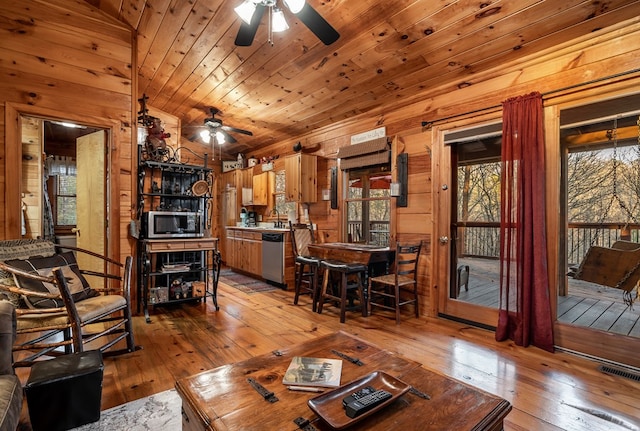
176,332,511,430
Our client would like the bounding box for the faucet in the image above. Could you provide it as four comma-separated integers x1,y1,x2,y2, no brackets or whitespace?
272,208,282,228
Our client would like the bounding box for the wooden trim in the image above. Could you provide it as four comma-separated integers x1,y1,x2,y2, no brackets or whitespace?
554,321,640,369
4,102,121,264
4,104,21,238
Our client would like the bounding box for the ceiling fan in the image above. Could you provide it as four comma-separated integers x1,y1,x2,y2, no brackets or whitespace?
234,0,340,47
196,107,253,145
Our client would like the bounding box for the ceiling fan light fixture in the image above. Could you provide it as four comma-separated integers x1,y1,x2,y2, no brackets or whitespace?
271,8,289,32
235,0,258,25
215,131,226,144
199,130,211,143
283,0,305,14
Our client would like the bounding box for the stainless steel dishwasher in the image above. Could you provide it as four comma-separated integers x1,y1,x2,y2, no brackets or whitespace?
262,232,284,285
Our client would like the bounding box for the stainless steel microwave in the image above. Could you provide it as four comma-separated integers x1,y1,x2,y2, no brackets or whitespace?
142,211,204,239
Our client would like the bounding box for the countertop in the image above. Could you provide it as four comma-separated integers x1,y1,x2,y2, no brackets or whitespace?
226,225,289,233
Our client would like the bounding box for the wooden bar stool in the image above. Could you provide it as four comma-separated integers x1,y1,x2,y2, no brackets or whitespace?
317,260,367,323
294,255,321,311
289,222,322,311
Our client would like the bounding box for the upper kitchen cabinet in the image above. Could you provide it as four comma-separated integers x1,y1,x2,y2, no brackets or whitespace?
285,154,317,203
241,167,254,206
252,171,273,206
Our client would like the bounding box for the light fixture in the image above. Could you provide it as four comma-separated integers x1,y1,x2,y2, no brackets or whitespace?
235,0,309,45
52,121,85,129
283,0,305,14
199,130,210,143
271,8,288,32
215,131,226,144
234,0,258,24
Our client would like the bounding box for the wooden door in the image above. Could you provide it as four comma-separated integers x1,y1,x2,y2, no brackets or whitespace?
76,130,106,288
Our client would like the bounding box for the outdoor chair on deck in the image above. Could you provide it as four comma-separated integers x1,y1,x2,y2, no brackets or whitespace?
570,240,640,305
368,241,422,324
289,222,322,311
0,239,136,367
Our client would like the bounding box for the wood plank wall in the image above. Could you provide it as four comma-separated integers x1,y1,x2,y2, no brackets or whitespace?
0,0,135,266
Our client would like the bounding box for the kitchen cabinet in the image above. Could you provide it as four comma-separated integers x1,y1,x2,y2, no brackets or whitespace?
251,171,272,206
227,230,262,274
221,169,239,190
241,167,253,189
241,167,254,205
241,231,262,275
225,227,295,289
225,229,237,267
285,154,317,203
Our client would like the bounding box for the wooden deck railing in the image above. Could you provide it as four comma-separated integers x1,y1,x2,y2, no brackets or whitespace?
457,222,640,265
346,220,639,258
347,221,390,246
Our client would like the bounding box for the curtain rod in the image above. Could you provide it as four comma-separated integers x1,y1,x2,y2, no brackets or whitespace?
420,68,640,128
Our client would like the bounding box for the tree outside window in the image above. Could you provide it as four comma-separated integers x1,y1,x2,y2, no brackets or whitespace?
345,166,391,245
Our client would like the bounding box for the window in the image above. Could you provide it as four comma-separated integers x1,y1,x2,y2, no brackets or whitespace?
345,166,391,245
561,99,640,275
46,156,77,228
274,170,296,221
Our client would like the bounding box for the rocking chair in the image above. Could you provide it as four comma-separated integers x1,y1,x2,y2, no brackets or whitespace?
0,239,136,367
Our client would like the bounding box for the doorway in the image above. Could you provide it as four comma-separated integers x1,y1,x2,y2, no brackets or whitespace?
437,120,503,328
20,116,108,281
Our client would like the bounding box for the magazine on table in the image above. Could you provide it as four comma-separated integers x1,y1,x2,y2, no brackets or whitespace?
282,356,343,388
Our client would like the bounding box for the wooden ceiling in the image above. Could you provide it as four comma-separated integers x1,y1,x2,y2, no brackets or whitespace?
84,0,640,156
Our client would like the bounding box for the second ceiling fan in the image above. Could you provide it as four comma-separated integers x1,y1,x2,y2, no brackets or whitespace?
234,0,340,47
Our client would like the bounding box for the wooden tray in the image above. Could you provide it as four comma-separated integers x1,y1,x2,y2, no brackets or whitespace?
307,371,410,429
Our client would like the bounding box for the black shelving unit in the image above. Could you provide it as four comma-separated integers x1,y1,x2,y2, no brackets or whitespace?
136,147,220,322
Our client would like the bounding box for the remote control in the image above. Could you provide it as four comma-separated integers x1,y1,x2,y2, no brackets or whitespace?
342,385,377,407
344,389,393,418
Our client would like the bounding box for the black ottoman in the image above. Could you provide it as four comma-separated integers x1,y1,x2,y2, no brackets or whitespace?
25,350,104,431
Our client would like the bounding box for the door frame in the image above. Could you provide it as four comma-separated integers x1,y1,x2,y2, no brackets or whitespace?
432,112,504,328
4,102,120,262
546,85,640,369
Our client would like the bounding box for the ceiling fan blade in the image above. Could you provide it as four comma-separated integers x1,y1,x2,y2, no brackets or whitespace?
234,4,266,47
294,3,340,45
188,132,200,142
219,129,237,144
222,125,253,136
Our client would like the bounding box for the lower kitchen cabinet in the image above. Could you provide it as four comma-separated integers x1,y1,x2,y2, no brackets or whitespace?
241,231,262,275
225,229,261,275
224,227,294,289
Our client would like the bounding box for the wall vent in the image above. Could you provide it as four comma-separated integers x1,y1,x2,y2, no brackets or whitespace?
598,364,640,382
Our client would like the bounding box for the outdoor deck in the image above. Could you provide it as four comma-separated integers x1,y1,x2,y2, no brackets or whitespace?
457,257,640,337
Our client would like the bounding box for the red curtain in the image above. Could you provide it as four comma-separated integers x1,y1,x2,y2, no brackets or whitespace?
496,92,554,352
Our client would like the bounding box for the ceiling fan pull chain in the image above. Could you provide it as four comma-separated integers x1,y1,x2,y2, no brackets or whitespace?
268,3,273,45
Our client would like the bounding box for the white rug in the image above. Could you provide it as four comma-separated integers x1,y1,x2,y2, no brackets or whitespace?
70,389,181,430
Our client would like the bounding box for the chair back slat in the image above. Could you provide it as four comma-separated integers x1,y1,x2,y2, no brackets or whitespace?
395,242,422,281
289,222,315,257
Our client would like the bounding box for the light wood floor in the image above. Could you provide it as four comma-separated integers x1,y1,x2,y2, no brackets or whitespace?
16,276,640,430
